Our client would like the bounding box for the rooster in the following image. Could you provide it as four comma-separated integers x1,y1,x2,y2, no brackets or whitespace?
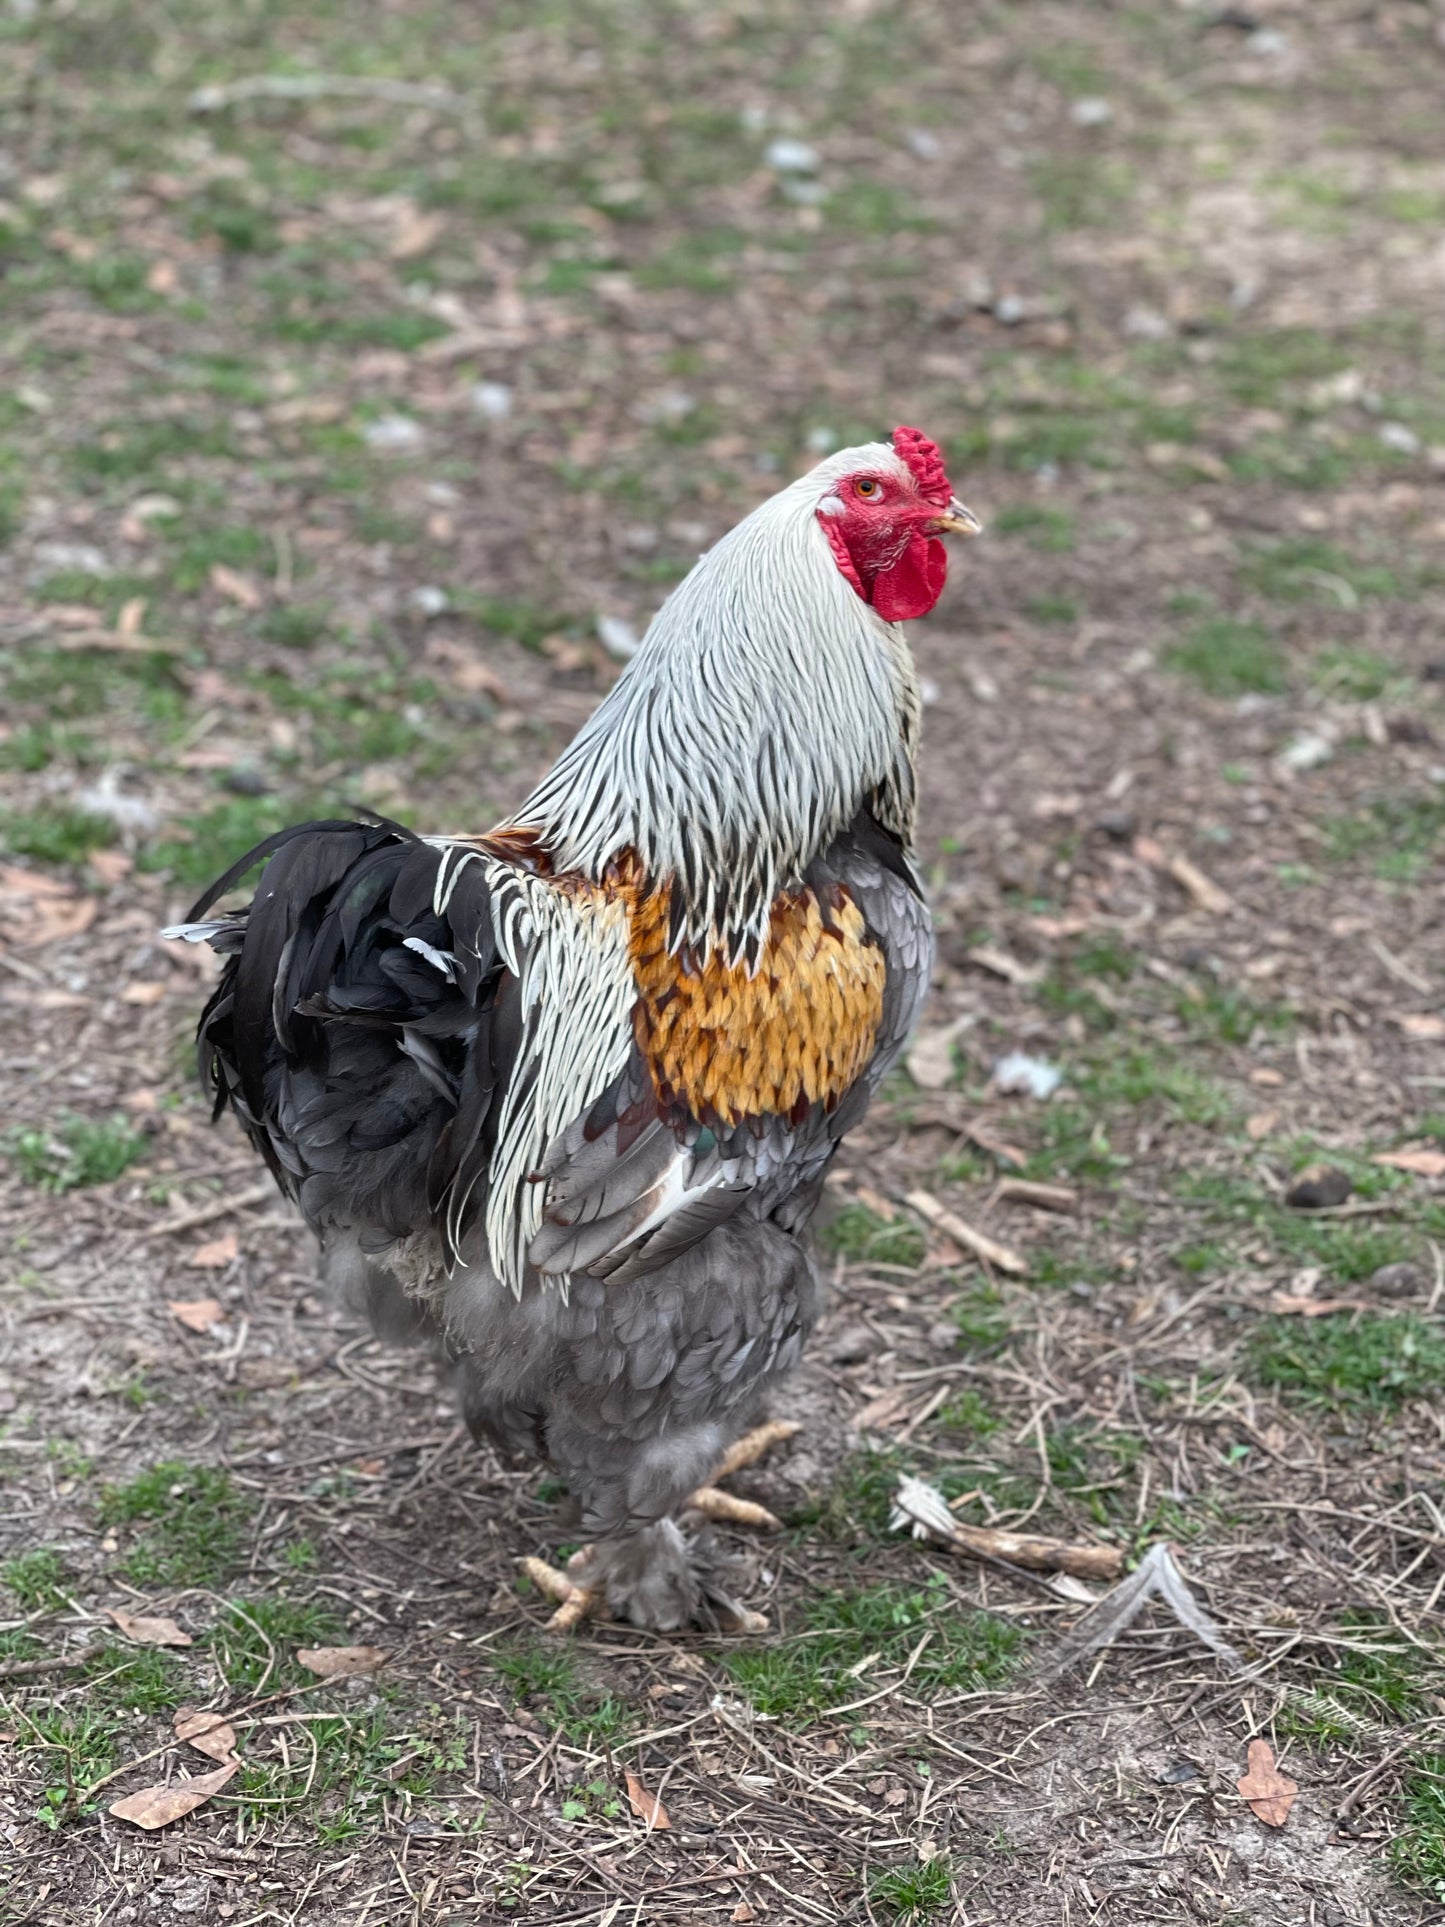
166,427,979,1630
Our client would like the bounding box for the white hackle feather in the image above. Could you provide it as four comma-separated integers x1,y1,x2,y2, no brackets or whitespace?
512,441,924,963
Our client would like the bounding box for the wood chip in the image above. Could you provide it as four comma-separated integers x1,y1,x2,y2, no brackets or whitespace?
105,1609,193,1648
1166,852,1233,916
120,981,168,1006
964,944,1041,986
991,1177,1077,1214
209,563,263,609
110,1761,238,1830
905,1189,1027,1276
296,1644,388,1679
1237,1738,1299,1828
1393,1012,1445,1040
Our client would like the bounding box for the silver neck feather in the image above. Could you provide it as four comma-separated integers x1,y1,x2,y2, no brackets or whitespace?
514,444,922,962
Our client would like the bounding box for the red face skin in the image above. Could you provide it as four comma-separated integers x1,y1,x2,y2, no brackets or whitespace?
818,470,951,622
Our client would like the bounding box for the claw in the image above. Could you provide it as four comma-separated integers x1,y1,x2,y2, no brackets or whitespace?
518,1554,606,1632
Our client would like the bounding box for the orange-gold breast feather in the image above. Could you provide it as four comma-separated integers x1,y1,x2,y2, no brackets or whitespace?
624,869,886,1128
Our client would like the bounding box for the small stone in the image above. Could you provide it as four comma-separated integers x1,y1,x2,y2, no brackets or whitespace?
1069,97,1113,127
1155,1759,1199,1785
1278,732,1334,774
32,539,110,578
764,138,820,175
1379,421,1421,455
1122,305,1170,341
1093,808,1137,841
1368,1262,1425,1298
1285,1165,1352,1211
363,413,424,452
408,585,449,617
926,1320,958,1353
223,767,269,797
469,381,512,422
805,426,838,454
905,129,942,160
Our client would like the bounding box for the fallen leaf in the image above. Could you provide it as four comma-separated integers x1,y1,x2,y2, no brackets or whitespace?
624,1769,672,1830
188,1233,239,1270
883,1785,907,1807
905,1016,974,1091
1246,1111,1278,1141
110,1760,238,1830
0,864,72,899
88,849,134,885
731,1905,758,1924
389,207,447,260
1237,1738,1298,1827
168,1298,225,1333
121,981,168,1006
105,1608,193,1649
209,563,263,609
296,1644,388,1679
1373,1149,1445,1179
1249,1067,1285,1087
174,1706,238,1765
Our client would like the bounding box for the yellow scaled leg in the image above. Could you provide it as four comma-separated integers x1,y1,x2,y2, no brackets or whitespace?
686,1419,801,1530
518,1545,605,1632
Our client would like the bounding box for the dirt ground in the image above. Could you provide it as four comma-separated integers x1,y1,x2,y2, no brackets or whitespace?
4,2,1445,1922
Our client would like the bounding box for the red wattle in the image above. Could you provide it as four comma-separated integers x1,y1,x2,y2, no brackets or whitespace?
870,532,947,622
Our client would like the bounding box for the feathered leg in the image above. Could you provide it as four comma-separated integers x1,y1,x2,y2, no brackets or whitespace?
519,1421,799,1633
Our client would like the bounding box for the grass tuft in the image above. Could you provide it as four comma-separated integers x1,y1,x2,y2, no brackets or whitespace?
1246,1312,1445,1412
98,1462,254,1588
5,1113,148,1192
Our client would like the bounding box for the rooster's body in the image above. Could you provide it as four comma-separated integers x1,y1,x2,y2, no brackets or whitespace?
169,429,977,1628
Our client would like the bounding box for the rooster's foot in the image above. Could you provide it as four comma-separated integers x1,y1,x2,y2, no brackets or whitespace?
686,1419,801,1531
518,1547,605,1632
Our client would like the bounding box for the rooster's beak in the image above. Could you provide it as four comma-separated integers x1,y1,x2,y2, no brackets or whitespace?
926,498,983,538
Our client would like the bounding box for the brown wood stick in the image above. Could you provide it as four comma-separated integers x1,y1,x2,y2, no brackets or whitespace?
905,1189,1027,1276
939,1518,1123,1581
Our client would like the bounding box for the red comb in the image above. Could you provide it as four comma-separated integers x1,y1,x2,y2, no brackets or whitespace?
891,425,953,508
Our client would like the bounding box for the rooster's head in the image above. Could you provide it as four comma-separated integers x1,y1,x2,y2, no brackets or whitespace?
816,424,980,623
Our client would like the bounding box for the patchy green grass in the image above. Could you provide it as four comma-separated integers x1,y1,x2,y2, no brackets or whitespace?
2,1547,71,1611
990,503,1075,551
233,1704,474,1845
1395,1756,1445,1904
488,1640,638,1748
211,1597,349,1693
1323,792,1445,883
82,1642,182,1716
1246,1312,1445,1412
1164,618,1287,698
723,1579,1024,1722
139,794,299,891
0,806,116,865
1284,1612,1437,1747
1239,537,1414,605
98,1462,254,1588
5,1113,148,1193
821,1204,926,1270
870,1856,955,1924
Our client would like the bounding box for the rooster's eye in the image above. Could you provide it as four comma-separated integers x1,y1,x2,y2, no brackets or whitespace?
854,478,882,500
